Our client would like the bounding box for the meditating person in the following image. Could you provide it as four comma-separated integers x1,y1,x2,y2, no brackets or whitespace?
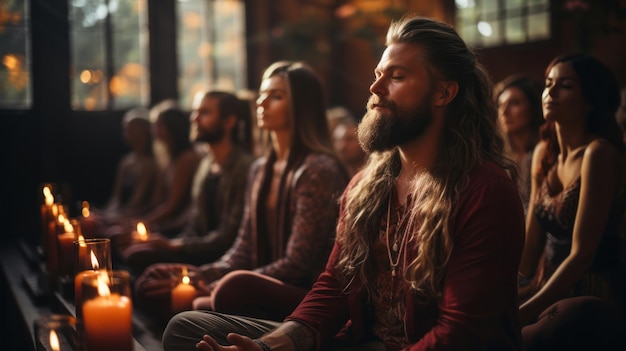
103,100,203,257
134,61,349,322
328,107,367,178
518,53,626,350
119,91,255,275
162,15,525,351
494,74,543,214
90,107,160,232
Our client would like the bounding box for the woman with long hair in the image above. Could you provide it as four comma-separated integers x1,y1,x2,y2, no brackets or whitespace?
135,61,349,322
519,54,626,349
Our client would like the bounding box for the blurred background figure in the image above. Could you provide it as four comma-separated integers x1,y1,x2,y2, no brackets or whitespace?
327,106,367,177
90,107,160,234
103,100,203,256
494,74,544,213
139,100,203,236
119,91,255,275
135,61,349,322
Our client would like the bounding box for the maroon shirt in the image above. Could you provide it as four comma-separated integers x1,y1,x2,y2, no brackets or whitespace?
286,160,525,350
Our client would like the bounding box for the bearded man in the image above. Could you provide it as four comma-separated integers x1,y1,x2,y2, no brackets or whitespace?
124,91,255,280
163,15,525,351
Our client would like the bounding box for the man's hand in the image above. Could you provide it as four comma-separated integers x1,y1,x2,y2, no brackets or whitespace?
196,333,263,351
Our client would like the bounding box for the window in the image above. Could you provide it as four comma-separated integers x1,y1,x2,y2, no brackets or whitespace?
0,0,31,108
69,0,149,110
177,0,247,108
455,0,550,48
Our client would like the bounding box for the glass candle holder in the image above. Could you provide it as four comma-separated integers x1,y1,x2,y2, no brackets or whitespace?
81,270,133,351
34,314,82,351
73,238,111,318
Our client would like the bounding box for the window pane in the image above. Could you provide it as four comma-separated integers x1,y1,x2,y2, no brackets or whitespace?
177,0,211,108
110,0,149,109
0,0,31,108
504,0,523,10
177,0,247,108
69,0,148,110
481,19,501,47
505,16,525,44
455,0,550,47
528,12,550,41
212,1,246,93
70,0,108,110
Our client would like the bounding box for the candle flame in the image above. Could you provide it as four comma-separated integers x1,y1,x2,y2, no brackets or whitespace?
97,270,111,297
137,222,148,241
63,218,74,233
81,201,91,217
42,185,51,197
51,204,59,216
90,251,100,269
181,266,191,284
43,185,54,206
77,234,86,247
57,213,66,224
49,329,60,351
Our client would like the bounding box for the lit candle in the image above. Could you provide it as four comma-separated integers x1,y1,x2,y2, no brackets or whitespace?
79,201,98,238
40,185,55,257
49,329,60,351
57,219,77,277
75,235,87,267
47,209,66,277
83,271,133,351
171,266,197,313
74,250,101,318
132,221,149,242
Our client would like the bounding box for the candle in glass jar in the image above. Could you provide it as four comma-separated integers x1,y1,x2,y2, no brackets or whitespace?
82,272,133,351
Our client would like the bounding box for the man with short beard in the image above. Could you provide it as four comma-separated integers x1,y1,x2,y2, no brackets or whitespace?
166,15,525,351
124,91,255,287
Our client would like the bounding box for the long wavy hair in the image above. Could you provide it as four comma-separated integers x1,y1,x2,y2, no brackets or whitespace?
335,15,517,301
538,54,625,180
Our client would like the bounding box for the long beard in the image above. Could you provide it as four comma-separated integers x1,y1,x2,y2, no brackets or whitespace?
357,95,433,152
196,125,226,144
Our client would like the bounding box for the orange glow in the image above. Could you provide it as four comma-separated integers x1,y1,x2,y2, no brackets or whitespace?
122,63,143,78
90,250,100,270
198,42,212,58
82,201,91,218
184,12,202,29
80,70,93,84
136,222,148,241
2,54,18,70
49,329,60,351
91,69,103,83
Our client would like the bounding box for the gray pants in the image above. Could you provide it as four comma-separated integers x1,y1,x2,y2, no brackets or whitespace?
162,310,385,351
